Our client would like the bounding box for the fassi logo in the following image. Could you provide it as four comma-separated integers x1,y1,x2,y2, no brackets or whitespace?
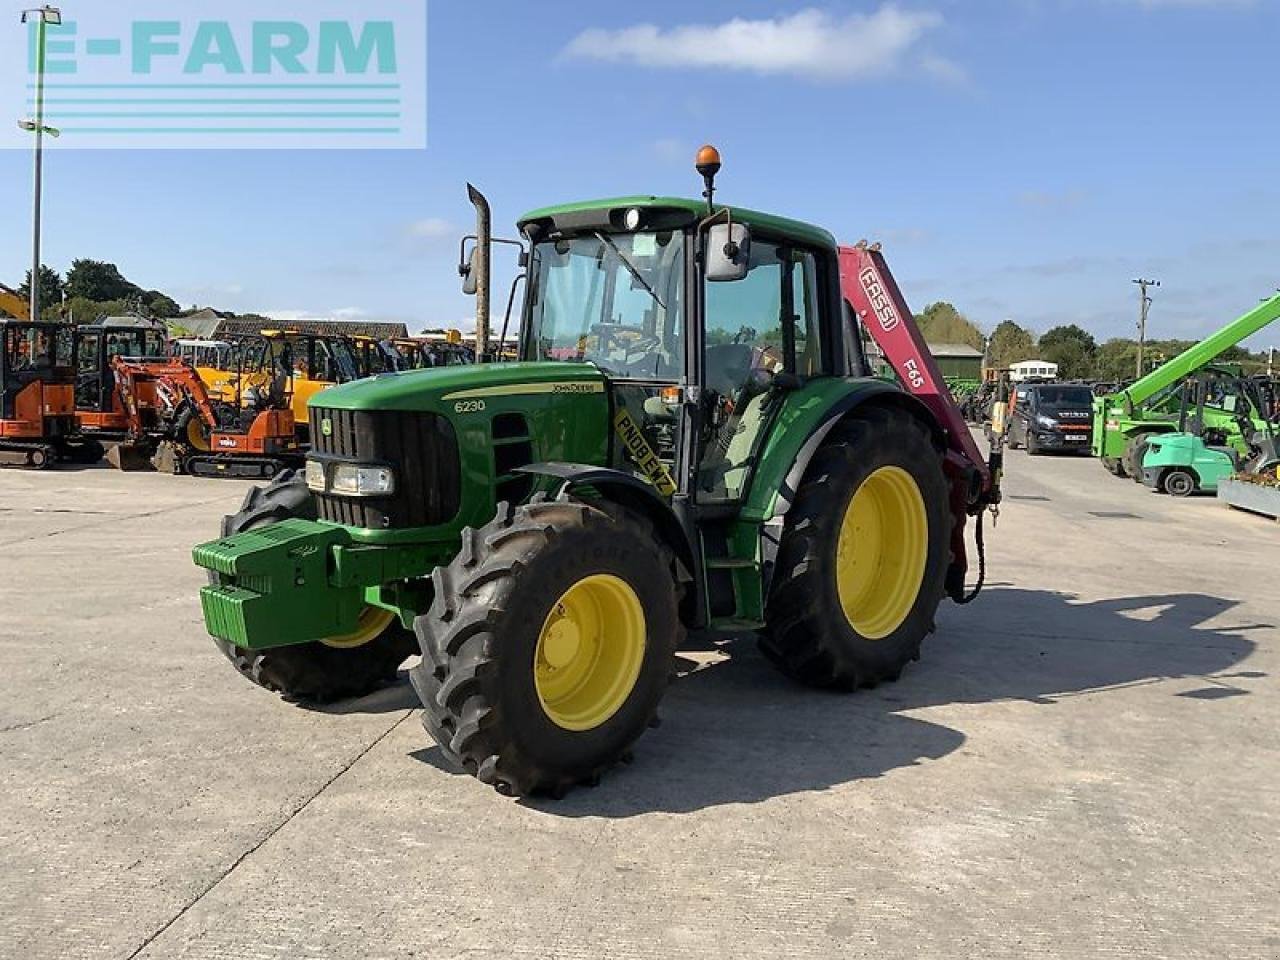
859,268,899,333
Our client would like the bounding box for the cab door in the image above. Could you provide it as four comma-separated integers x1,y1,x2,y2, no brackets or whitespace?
695,240,825,503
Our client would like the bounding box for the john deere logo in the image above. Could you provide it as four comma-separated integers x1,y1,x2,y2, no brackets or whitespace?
321,418,333,437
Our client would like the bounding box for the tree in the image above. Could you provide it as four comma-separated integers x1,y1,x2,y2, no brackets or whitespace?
1038,324,1097,356
987,320,1036,369
1042,339,1093,379
1038,324,1097,379
1094,338,1140,382
142,290,180,318
65,259,139,303
17,264,64,314
915,302,984,351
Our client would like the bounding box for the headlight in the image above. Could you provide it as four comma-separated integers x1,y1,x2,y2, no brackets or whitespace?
305,459,327,492
331,463,395,496
1036,415,1057,428
305,460,395,497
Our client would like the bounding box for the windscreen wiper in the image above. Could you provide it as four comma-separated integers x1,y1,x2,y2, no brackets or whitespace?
595,232,665,311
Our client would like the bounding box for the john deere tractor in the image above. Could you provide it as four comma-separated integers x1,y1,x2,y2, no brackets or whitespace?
194,149,998,796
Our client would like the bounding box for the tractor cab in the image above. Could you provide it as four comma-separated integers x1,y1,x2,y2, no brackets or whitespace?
391,333,474,370
350,335,404,377
208,330,358,440
0,320,97,467
512,191,850,510
173,339,234,387
73,319,169,436
265,330,359,437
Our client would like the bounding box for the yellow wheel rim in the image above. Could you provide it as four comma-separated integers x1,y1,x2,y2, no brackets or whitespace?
534,574,646,731
836,466,929,640
185,416,211,452
320,606,395,650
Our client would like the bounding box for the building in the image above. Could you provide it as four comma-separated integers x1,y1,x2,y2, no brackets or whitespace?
926,342,984,382
1009,359,1059,382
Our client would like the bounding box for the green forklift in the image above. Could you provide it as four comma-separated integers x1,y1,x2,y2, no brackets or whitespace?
193,149,1001,796
1141,376,1279,496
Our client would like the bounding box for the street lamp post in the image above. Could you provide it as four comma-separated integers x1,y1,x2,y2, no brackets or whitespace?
19,5,62,323
1132,277,1160,379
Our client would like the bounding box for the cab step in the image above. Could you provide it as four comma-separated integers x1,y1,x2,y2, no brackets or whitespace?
708,617,766,634
705,557,759,571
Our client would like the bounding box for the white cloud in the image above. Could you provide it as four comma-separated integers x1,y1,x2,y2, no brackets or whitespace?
561,6,957,82
652,137,686,163
405,218,454,241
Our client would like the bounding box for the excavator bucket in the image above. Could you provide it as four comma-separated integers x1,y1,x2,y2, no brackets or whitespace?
149,442,182,475
106,442,155,472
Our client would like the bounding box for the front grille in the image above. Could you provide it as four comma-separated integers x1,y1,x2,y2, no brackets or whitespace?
309,407,461,529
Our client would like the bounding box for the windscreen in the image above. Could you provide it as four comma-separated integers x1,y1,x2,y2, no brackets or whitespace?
103,329,166,359
526,230,685,380
5,325,72,371
1036,386,1093,407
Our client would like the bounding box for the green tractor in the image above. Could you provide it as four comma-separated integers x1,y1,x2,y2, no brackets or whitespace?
194,149,1000,796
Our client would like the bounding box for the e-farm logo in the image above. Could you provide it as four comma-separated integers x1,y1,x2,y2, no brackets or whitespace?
3,1,427,150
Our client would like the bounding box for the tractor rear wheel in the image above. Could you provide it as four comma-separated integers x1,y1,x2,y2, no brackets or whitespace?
1124,433,1155,483
210,471,417,702
410,497,681,797
1102,456,1127,478
761,407,950,690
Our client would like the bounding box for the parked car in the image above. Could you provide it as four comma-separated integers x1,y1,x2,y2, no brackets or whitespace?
1007,382,1095,454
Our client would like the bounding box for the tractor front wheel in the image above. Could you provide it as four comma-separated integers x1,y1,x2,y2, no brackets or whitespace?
761,407,950,690
210,471,417,702
1162,469,1197,498
410,497,681,797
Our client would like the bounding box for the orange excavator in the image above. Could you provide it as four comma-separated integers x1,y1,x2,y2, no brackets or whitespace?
110,335,301,479
1,311,104,468
74,318,170,445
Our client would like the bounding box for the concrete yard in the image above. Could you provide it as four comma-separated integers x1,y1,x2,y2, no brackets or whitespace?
1,446,1277,960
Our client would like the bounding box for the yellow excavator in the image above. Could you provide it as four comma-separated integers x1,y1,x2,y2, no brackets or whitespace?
0,282,30,321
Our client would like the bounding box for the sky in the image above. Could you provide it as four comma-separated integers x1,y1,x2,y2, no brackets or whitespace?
1,0,1277,350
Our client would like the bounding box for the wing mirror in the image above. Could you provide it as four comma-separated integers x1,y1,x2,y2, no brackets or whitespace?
705,223,751,282
460,246,479,296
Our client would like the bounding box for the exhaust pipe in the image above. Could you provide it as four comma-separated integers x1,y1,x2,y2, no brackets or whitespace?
467,184,492,363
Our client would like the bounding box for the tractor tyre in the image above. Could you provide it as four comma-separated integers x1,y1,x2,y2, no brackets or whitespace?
1124,433,1155,483
761,407,950,690
1162,469,1197,498
1102,457,1127,477
209,470,417,703
410,496,682,797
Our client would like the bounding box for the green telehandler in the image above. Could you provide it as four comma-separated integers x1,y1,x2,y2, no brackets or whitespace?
1092,294,1280,478
193,148,1001,796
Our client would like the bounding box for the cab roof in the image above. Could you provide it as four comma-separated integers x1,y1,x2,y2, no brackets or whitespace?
517,196,837,252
